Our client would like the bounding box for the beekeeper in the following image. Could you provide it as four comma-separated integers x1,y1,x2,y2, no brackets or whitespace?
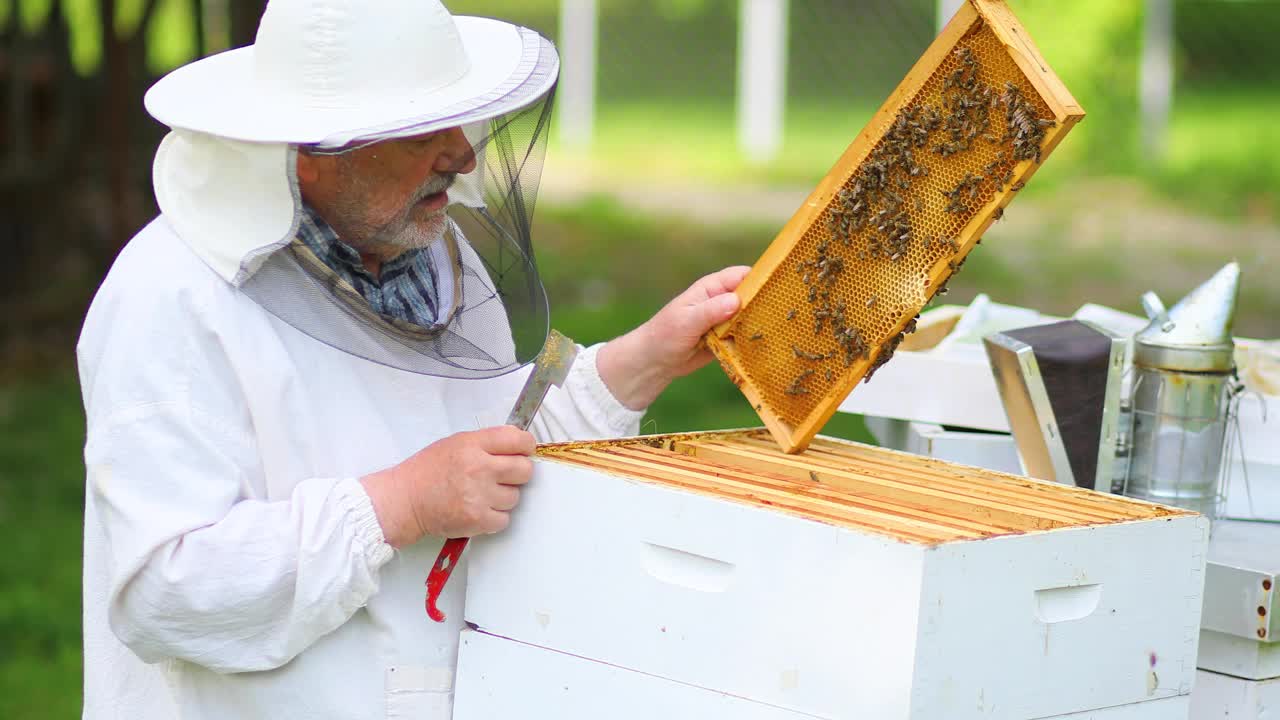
76,1,746,718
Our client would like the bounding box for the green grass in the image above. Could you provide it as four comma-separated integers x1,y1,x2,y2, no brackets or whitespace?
0,372,87,720
1156,86,1280,217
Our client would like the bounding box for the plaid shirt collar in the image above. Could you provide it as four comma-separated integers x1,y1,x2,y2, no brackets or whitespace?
297,204,442,327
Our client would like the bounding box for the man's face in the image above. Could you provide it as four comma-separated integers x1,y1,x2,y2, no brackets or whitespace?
297,127,478,256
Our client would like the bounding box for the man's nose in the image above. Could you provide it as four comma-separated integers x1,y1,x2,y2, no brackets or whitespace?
435,126,477,175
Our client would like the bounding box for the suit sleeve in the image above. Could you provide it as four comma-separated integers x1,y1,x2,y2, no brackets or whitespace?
80,270,394,674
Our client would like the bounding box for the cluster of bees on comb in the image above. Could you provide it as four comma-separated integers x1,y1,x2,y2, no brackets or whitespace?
764,43,1056,399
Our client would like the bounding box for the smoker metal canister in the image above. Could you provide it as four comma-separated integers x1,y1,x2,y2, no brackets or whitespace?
1124,262,1240,518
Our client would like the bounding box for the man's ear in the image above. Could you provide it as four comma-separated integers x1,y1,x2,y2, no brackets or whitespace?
295,149,322,185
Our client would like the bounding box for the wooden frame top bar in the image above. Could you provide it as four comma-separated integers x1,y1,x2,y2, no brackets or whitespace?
538,430,1186,546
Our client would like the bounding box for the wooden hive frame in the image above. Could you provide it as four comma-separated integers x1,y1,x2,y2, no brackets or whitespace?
706,0,1085,453
538,430,1182,546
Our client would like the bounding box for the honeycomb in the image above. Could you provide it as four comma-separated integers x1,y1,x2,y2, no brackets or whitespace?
709,0,1084,453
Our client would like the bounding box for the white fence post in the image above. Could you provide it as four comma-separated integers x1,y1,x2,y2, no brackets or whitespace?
737,0,788,163
559,0,597,148
1139,0,1174,162
937,0,964,33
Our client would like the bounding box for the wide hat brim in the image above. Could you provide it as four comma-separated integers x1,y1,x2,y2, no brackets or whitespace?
144,16,557,147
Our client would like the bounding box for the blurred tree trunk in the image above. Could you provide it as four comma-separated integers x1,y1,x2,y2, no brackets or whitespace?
193,0,208,57
230,0,269,47
0,0,176,369
100,0,163,252
1,2,82,279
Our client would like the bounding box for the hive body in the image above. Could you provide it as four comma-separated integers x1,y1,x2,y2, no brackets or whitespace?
709,0,1085,452
461,430,1207,719
455,630,1194,719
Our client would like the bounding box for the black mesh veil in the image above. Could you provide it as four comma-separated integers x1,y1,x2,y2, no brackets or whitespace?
451,88,555,372
239,87,556,379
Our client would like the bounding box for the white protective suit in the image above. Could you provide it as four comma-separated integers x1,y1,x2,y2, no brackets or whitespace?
77,135,643,718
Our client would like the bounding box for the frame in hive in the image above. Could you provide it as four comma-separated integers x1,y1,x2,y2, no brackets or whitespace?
536,429,1179,545
707,0,1085,453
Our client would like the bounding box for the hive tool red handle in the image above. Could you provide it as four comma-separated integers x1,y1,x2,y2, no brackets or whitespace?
425,537,468,622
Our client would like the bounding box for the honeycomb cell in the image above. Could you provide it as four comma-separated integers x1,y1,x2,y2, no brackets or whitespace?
715,17,1069,436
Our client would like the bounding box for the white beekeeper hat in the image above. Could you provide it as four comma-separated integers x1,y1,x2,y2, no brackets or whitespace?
145,0,557,148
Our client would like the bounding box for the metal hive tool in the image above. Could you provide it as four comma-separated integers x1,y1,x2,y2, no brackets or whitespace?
707,0,1085,453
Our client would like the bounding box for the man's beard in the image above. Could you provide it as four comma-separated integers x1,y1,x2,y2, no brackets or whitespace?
331,171,458,256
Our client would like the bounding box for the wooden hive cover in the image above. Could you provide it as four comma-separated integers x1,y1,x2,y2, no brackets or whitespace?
707,0,1085,453
540,430,1186,546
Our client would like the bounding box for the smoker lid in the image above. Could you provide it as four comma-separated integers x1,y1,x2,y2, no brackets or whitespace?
1134,261,1240,372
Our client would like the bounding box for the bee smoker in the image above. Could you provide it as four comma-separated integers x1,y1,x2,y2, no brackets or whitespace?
1119,262,1241,518
984,319,1127,491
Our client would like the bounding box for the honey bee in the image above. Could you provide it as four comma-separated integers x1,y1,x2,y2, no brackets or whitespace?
792,345,826,361
785,369,816,396
749,332,764,341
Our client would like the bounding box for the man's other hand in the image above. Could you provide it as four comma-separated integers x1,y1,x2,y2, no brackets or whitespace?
597,265,751,411
360,426,536,548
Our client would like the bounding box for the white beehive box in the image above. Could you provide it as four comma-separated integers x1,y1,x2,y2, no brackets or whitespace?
454,629,816,719
1189,670,1280,720
463,430,1210,720
453,628,1193,720
1197,520,1278,684
863,416,1023,475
